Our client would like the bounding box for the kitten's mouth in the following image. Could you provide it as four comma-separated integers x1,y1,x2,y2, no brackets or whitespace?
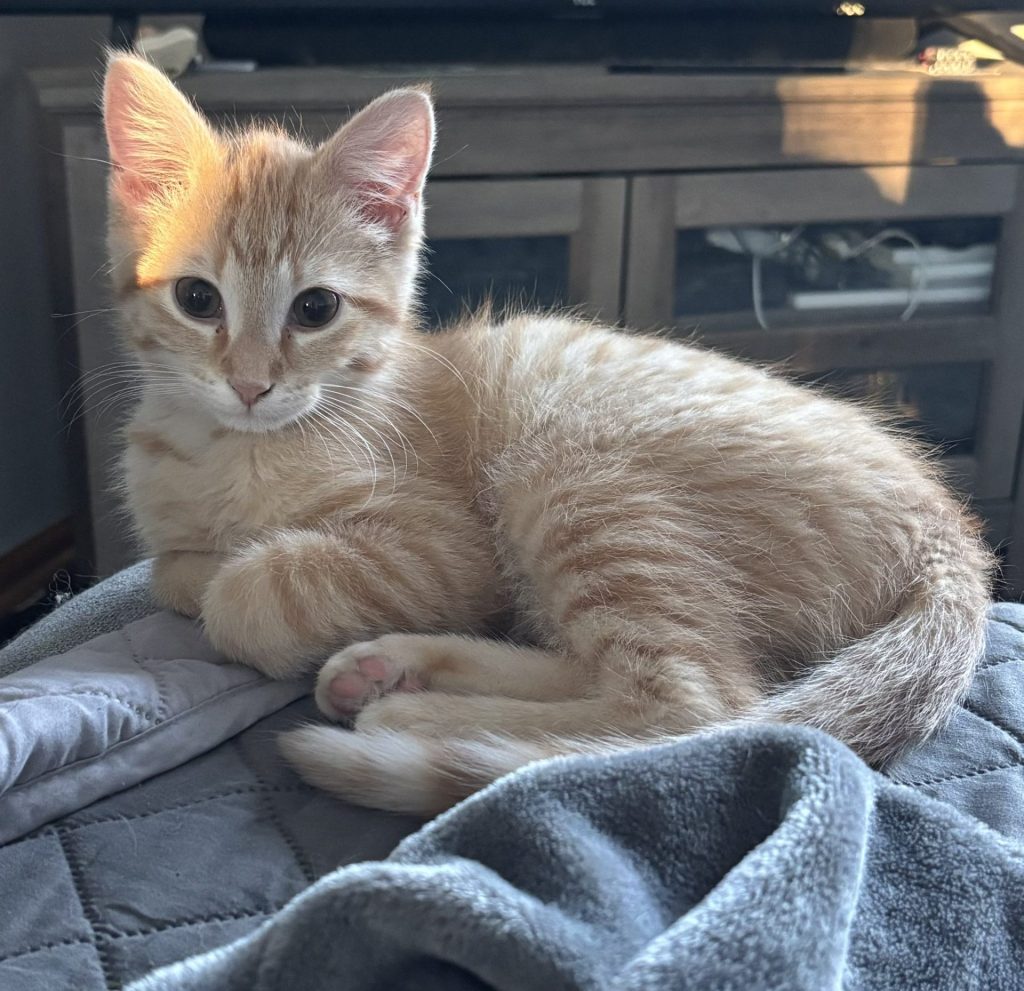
215,396,315,434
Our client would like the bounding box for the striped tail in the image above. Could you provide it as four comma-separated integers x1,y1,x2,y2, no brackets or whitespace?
746,520,992,766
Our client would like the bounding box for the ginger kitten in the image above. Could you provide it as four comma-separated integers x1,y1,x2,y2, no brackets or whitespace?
103,54,992,815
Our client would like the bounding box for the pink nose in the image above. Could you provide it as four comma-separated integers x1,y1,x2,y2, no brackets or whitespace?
229,379,273,407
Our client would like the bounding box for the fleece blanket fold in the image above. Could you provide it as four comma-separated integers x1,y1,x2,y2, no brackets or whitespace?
0,560,158,679
128,721,1024,991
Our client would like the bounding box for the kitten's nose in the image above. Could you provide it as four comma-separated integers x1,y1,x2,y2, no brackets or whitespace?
229,379,273,408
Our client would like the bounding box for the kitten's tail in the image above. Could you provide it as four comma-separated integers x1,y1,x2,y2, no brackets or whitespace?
746,517,993,767
279,726,651,817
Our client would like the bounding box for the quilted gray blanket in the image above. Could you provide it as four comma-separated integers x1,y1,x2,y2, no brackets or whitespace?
2,572,1024,990
133,605,1024,991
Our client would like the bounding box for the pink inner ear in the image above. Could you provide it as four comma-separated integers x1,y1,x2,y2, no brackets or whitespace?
324,88,435,233
107,139,182,213
352,133,431,231
356,183,418,229
103,56,214,217
104,62,163,208
106,114,161,207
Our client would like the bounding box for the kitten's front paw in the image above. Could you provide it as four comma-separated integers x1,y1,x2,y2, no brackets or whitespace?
201,547,318,679
315,636,427,720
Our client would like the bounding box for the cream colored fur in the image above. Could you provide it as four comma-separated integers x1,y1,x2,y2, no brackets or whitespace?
103,54,993,816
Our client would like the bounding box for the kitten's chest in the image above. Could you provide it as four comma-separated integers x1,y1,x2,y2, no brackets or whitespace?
124,414,372,552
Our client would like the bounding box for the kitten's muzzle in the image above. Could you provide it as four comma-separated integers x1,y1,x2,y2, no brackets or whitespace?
229,379,274,408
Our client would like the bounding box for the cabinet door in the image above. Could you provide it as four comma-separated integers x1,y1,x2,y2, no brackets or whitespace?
624,165,1024,520
422,178,625,326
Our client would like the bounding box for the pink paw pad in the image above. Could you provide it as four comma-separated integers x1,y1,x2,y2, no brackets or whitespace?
356,655,394,682
326,671,369,713
323,652,426,719
328,671,367,699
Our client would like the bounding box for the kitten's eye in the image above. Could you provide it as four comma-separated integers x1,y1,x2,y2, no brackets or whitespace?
291,288,340,329
174,278,222,321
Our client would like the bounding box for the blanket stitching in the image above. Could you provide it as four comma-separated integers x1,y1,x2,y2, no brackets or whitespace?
63,784,310,832
12,784,308,847
233,738,317,884
121,627,169,721
3,677,281,799
1,688,157,724
958,698,1024,751
56,825,116,990
0,935,95,965
978,654,1024,672
93,905,284,941
898,757,1024,788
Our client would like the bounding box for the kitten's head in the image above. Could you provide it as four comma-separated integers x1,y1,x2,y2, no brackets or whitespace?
103,54,433,432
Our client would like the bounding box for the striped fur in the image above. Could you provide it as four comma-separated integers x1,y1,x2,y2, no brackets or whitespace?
105,55,993,815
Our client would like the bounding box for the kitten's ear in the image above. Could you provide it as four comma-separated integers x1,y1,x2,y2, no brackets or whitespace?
319,87,435,234
103,53,219,217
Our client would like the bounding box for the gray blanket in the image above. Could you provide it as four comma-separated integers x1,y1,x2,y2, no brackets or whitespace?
0,561,158,680
2,563,1024,990
130,605,1024,991
0,610,311,844
0,698,419,990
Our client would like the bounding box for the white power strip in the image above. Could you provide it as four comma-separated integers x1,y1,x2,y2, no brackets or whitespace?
789,285,989,311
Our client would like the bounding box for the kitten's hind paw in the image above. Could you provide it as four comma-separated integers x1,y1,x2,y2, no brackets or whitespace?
315,638,425,720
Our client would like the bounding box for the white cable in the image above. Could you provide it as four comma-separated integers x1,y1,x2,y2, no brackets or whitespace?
743,224,929,329
832,226,929,322
751,256,768,331
737,226,803,332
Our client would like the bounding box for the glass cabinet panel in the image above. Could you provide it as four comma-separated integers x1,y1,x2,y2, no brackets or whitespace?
675,217,1000,327
420,235,569,328
626,167,1023,506
799,363,984,455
